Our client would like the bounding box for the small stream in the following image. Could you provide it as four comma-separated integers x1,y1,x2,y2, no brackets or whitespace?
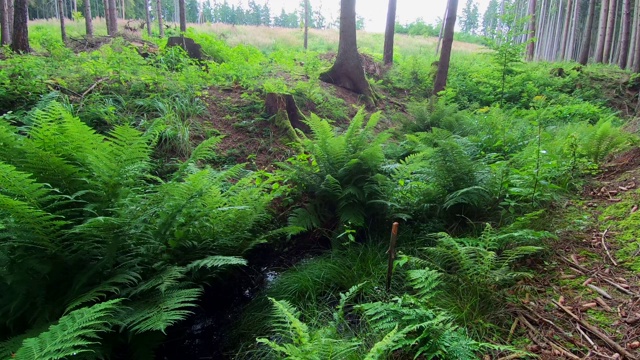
155,242,326,359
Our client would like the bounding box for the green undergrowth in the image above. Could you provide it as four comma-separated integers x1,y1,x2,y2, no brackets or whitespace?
2,20,640,360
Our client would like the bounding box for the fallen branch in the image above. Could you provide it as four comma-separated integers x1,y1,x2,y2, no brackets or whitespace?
601,278,635,296
587,284,613,300
81,78,106,99
560,256,590,274
576,324,596,348
552,300,638,360
601,227,618,266
594,297,613,312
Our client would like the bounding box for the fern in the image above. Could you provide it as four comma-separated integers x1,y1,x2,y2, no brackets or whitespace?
123,288,203,334
185,255,247,271
11,300,122,360
581,117,630,164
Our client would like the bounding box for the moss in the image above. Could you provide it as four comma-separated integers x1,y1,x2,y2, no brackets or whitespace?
597,188,640,271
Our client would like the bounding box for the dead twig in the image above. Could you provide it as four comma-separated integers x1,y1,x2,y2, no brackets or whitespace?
601,277,636,296
552,300,638,360
81,78,106,99
576,324,596,348
601,227,618,266
595,297,614,312
587,284,613,300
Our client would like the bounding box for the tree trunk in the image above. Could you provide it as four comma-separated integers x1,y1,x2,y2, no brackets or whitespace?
106,0,117,35
178,0,185,32
559,0,573,60
628,0,639,67
304,0,309,49
596,0,610,62
604,0,617,63
145,0,151,36
579,0,597,64
157,0,164,37
634,0,640,71
433,0,459,95
103,0,110,30
84,0,93,38
0,0,10,45
620,0,632,68
10,0,28,52
435,6,447,56
526,0,537,61
58,0,67,42
383,0,397,65
319,0,372,103
567,0,581,60
7,0,12,38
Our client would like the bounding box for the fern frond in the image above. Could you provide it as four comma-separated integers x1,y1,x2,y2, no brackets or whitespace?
267,298,310,346
185,256,247,271
13,299,123,360
123,288,202,334
173,136,222,180
65,272,141,313
363,326,401,360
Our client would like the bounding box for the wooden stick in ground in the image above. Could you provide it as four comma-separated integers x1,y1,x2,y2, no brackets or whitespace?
601,227,618,266
551,300,638,360
386,222,399,292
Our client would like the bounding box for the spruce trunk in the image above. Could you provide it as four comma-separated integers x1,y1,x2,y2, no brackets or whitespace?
383,0,397,65
0,0,10,45
579,0,597,65
433,0,459,95
10,0,28,52
620,0,632,68
526,0,537,61
319,0,372,103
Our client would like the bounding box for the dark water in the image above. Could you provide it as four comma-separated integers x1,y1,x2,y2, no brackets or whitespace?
155,241,327,360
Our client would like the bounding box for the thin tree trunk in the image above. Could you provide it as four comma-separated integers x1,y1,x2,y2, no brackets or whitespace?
10,0,28,52
526,0,537,61
559,0,573,60
121,0,124,19
145,0,151,36
107,0,117,35
7,0,12,37
596,0,610,62
103,0,109,30
156,0,164,37
628,0,639,67
433,0,459,95
72,0,76,16
383,0,396,64
304,0,309,49
319,0,372,102
435,6,447,56
84,0,93,37
178,0,185,31
620,0,632,67
58,0,67,41
568,0,581,60
604,0,617,63
0,0,10,45
634,0,640,71
579,0,597,64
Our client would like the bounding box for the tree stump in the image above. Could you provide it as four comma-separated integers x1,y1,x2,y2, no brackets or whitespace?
166,36,203,60
265,93,309,141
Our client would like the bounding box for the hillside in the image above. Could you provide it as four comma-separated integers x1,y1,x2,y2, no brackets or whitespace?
0,19,639,360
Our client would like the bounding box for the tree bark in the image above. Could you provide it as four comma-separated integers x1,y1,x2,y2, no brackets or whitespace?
7,0,12,37
178,0,185,32
567,0,581,60
58,0,67,42
633,0,640,71
433,0,459,95
304,0,309,49
157,0,164,37
84,0,93,38
579,0,597,64
106,0,117,35
103,0,110,31
145,0,151,36
628,0,639,67
604,0,617,63
526,0,537,61
383,0,397,65
620,0,632,68
0,0,10,45
596,0,610,62
559,0,573,60
10,0,28,53
319,0,372,103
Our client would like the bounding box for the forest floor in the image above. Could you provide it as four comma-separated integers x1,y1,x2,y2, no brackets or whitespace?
514,148,640,359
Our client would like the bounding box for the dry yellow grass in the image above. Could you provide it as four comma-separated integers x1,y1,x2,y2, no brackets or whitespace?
28,18,484,56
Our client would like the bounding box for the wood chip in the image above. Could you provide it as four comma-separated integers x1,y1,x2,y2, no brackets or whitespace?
560,274,577,279
581,302,598,310
631,205,638,213
595,297,613,312
583,277,595,286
